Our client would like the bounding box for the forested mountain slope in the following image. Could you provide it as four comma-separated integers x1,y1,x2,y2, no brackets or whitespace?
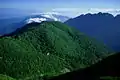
0,21,110,79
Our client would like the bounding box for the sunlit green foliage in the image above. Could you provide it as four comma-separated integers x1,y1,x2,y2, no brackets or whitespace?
0,21,110,79
0,74,16,80
100,77,120,80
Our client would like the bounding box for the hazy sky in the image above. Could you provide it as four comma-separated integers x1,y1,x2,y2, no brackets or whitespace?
0,0,120,17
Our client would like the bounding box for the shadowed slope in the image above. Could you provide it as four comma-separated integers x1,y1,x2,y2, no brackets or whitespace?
49,52,120,80
65,13,120,51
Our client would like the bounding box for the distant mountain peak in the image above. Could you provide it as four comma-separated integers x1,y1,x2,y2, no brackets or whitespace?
25,12,69,24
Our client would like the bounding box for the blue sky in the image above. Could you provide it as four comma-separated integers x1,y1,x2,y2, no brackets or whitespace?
0,0,120,17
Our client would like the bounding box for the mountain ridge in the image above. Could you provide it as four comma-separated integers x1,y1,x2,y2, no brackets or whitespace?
65,12,120,52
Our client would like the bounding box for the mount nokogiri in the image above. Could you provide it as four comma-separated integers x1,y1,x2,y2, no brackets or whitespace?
0,12,69,35
65,12,120,52
0,21,110,80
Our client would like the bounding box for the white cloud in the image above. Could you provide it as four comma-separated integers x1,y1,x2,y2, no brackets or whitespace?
26,18,47,24
41,14,59,21
52,8,120,17
89,8,120,13
52,8,84,12
30,8,120,18
89,8,120,16
31,12,61,15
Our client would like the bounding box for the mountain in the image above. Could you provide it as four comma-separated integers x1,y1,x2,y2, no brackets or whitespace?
49,52,120,80
65,12,120,52
0,21,110,80
0,13,69,35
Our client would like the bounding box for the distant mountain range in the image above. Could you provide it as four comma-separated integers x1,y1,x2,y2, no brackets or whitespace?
0,8,119,80
65,12,120,52
0,12,69,35
1,11,120,52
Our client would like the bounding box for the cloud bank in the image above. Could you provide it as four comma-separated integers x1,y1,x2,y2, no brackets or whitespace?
52,8,120,17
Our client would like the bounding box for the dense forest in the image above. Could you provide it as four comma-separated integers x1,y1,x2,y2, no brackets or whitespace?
0,21,111,80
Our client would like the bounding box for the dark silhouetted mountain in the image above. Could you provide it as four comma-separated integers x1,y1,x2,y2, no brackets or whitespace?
65,12,120,52
48,52,120,80
0,21,110,79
